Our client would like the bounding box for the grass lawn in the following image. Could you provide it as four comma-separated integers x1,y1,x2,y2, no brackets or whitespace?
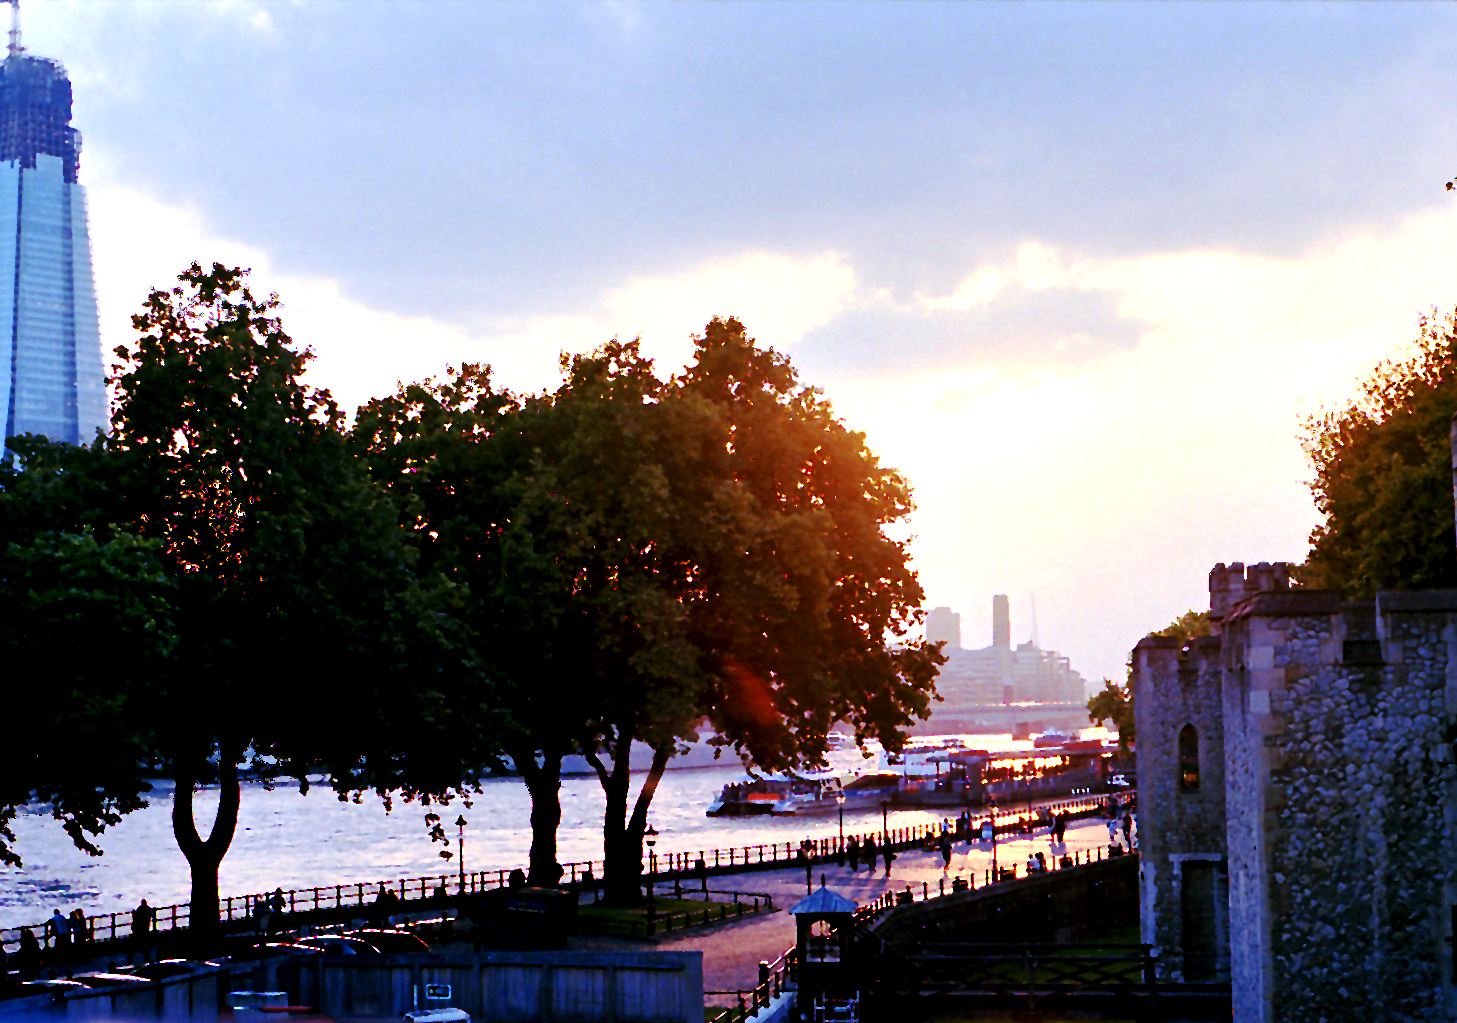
577,895,772,937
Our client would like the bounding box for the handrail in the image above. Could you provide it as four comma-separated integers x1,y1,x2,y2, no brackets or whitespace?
1,793,1127,952
852,846,1139,925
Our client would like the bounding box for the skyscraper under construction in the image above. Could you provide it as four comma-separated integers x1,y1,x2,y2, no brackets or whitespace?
0,3,105,448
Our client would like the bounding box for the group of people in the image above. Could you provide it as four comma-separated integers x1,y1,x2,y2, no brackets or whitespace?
253,889,287,934
0,900,152,984
43,908,92,949
843,834,895,875
1106,810,1135,849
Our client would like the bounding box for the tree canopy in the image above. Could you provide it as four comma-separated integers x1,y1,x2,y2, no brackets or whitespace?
0,508,174,868
1,264,501,928
1301,308,1457,598
356,318,941,902
3,279,939,920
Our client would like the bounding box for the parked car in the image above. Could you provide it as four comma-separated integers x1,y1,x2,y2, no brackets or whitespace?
1108,774,1131,788
206,942,322,967
345,930,429,954
294,935,380,956
131,960,209,980
17,979,89,996
71,973,152,989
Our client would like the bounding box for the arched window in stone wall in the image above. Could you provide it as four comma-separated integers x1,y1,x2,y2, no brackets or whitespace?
1178,724,1200,792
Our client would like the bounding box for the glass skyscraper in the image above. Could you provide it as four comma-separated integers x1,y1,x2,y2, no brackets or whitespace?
0,14,105,448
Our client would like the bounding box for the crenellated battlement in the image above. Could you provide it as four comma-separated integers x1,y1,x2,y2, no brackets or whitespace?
1207,560,1291,619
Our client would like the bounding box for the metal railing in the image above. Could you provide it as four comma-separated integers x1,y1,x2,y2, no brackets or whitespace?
1,793,1125,953
853,845,1136,925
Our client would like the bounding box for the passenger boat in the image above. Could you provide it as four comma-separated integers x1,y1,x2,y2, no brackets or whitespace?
1032,731,1079,748
706,770,902,816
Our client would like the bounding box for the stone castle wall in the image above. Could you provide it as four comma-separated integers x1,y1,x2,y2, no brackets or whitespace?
1133,634,1229,982
1136,562,1457,1022
1221,591,1457,1023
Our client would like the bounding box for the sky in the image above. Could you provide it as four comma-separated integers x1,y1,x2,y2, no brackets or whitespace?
22,0,1457,685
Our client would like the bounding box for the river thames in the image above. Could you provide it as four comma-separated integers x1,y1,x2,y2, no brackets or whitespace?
0,729,1113,929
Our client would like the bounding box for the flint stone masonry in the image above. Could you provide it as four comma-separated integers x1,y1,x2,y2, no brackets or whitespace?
1136,562,1457,1023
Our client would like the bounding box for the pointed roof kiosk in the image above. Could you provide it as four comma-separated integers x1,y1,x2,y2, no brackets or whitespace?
790,884,860,1020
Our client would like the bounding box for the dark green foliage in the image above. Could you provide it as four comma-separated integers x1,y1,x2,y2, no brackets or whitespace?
355,317,942,902
0,517,175,867
1302,309,1457,597
1,276,937,916
0,264,497,923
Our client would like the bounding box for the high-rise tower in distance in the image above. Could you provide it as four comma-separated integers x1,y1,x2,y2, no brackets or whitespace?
992,594,1010,649
0,1,105,447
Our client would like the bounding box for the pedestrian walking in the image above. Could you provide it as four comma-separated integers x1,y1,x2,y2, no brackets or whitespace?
881,839,895,877
848,835,860,872
938,830,952,869
1036,852,1047,873
1122,812,1133,847
863,835,876,872
1107,818,1120,846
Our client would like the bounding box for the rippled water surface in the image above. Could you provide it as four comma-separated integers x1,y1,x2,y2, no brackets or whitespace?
0,729,1111,929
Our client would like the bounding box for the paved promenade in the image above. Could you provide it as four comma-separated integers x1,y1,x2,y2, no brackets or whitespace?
570,816,1135,993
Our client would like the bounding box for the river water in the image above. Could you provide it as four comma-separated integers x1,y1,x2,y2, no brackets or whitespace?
0,729,1112,929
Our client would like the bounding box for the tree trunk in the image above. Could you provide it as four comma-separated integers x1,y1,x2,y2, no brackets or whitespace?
588,730,637,906
172,740,243,935
592,736,673,906
512,744,565,887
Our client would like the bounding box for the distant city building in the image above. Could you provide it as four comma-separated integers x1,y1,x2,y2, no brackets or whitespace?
0,13,106,449
926,606,961,650
930,595,1086,710
992,593,1010,649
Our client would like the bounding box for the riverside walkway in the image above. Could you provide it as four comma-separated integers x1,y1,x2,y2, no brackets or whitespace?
579,814,1134,995
1,794,1127,956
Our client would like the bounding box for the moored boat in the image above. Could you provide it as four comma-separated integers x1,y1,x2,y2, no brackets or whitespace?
706,770,902,816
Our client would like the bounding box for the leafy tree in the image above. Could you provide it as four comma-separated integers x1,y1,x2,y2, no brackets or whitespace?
522,320,941,903
0,479,176,867
352,365,591,886
1086,679,1134,751
1301,308,1457,597
1091,609,1210,750
360,318,939,904
103,263,490,932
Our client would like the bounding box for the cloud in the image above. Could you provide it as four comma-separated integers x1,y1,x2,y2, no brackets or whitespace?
87,175,861,411
87,173,1457,687
796,284,1146,376
824,202,1457,683
34,2,1457,332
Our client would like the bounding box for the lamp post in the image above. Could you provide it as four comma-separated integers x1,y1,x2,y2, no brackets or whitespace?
880,800,889,845
455,816,468,895
835,792,846,867
644,826,658,918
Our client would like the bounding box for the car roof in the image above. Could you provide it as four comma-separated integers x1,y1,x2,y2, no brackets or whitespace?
22,979,88,988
